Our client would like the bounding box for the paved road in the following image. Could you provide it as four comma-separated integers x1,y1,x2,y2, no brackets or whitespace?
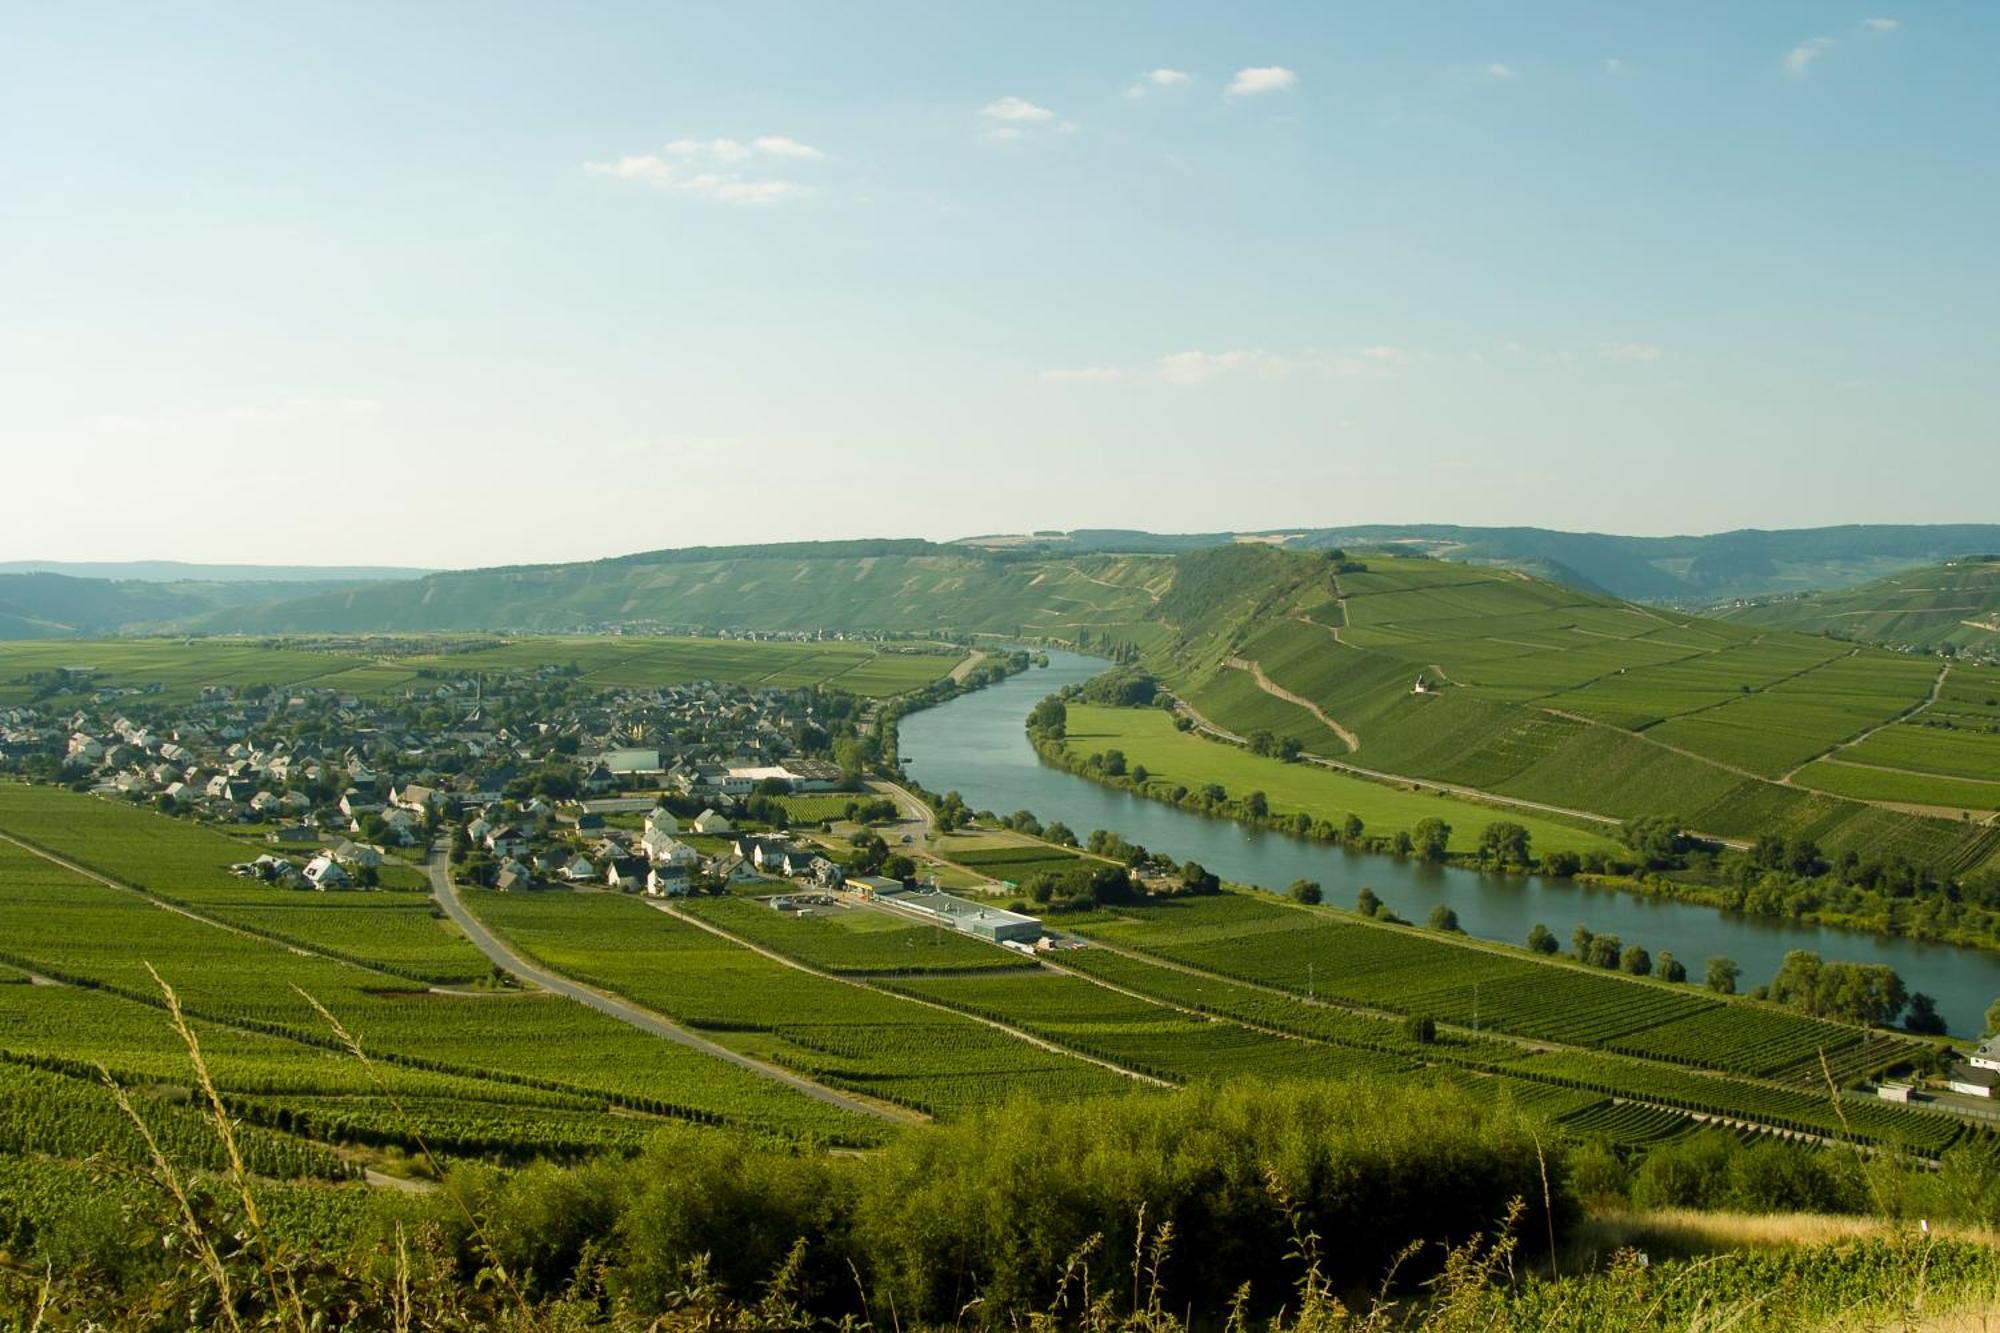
423,843,917,1125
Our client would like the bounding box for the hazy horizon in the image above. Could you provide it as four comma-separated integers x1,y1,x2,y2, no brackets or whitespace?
7,2,1997,567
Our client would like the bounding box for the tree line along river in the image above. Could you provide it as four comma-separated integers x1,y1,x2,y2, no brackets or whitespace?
898,649,2000,1038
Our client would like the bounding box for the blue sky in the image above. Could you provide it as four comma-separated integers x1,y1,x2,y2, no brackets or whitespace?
4,3,1995,568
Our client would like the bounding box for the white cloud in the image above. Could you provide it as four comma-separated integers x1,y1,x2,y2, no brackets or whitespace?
1861,17,1900,32
585,134,824,204
1599,342,1664,364
1226,66,1298,96
982,95,1056,122
1126,68,1194,99
1487,63,1517,80
586,154,678,185
1604,57,1625,74
753,135,825,160
1784,36,1835,75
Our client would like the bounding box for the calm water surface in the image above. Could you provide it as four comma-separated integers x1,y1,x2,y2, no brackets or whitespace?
900,650,2000,1037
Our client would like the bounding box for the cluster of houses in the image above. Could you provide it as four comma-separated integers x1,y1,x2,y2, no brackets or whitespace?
468,802,856,896
0,668,857,862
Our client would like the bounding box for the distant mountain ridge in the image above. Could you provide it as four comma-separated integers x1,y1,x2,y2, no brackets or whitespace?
0,560,433,583
5,523,1998,639
0,571,421,640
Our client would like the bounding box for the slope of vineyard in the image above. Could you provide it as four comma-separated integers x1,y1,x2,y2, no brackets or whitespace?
1138,547,2000,872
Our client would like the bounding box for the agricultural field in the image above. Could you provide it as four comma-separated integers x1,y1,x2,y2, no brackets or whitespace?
944,842,1099,884
1147,549,2000,870
1060,890,1917,1081
0,785,492,985
0,834,882,1146
1838,721,2000,784
1790,759,2000,813
770,793,873,823
401,635,967,696
1723,558,2000,653
1060,703,1619,856
681,896,1039,975
0,632,967,709
0,639,387,705
465,891,1133,1116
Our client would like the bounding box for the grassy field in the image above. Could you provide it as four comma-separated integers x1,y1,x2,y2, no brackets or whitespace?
1062,703,1621,856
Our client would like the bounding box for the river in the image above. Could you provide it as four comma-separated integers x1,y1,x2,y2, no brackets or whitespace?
899,649,2000,1037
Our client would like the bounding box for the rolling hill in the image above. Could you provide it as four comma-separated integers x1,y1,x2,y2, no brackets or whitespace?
0,572,409,639
1722,558,2000,656
168,541,1173,639
1121,546,2000,873
961,523,2000,603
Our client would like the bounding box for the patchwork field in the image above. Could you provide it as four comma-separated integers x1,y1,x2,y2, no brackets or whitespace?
1148,550,2000,872
1062,703,1622,855
0,633,969,706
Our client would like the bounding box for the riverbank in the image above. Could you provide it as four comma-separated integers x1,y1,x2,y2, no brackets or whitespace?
892,649,2000,1036
1039,701,2000,956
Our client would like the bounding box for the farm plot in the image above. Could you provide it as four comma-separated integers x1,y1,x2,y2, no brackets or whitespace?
1790,760,2000,812
1555,1099,1698,1146
682,896,1037,975
1840,724,2000,783
1061,704,1616,855
0,841,878,1143
0,640,369,704
889,971,1410,1086
1604,1004,1870,1079
0,785,492,985
947,843,1098,883
468,891,1131,1117
1066,894,1717,1047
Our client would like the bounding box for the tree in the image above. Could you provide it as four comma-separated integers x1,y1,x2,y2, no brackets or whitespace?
1620,944,1652,977
1101,749,1127,777
1356,886,1383,918
1767,952,1908,1027
1178,861,1220,894
1525,923,1558,955
1987,998,2000,1038
1287,879,1323,905
1410,818,1451,863
880,854,917,883
1477,821,1532,868
1130,765,1149,786
1656,951,1688,984
1341,814,1365,842
1571,925,1595,961
1403,1015,1437,1045
1043,822,1078,847
1586,933,1624,970
1027,697,1067,739
1427,905,1460,932
1706,956,1740,995
1905,992,1947,1036
1243,791,1269,818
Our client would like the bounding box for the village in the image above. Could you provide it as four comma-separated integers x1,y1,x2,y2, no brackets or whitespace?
0,661,1055,952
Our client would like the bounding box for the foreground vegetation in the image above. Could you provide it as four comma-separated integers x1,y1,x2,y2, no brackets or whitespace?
13,1023,2000,1331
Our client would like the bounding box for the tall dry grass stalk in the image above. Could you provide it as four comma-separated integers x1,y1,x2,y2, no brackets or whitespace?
290,983,540,1327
